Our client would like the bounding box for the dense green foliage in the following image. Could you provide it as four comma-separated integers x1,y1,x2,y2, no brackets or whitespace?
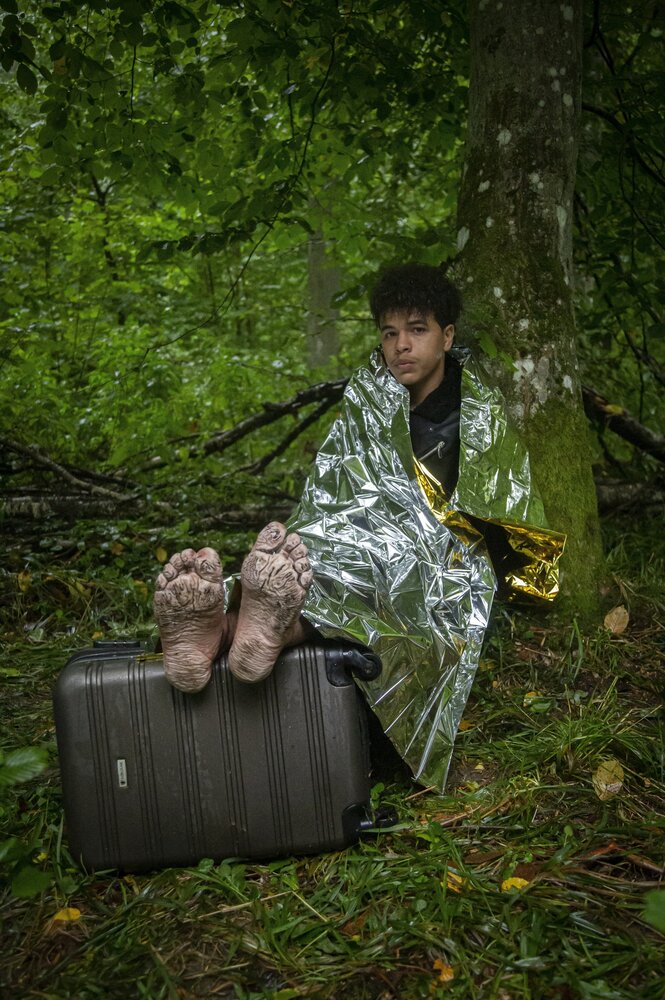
1,0,661,518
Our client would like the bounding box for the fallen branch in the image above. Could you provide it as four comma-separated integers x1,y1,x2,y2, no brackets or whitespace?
594,479,665,514
242,400,335,476
582,387,665,465
139,378,348,471
0,436,133,501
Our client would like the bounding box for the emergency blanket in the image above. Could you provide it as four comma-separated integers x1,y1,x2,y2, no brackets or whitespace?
289,348,565,790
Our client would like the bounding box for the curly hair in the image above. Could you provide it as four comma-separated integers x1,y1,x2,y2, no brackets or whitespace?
369,263,462,330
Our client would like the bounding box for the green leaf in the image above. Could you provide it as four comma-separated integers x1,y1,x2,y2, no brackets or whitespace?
16,63,38,96
477,330,498,359
0,747,48,787
642,890,665,934
0,836,22,863
11,865,52,899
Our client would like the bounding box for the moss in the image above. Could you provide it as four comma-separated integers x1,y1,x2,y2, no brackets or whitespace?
455,0,605,623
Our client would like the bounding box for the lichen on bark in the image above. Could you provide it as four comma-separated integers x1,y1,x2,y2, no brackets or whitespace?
455,0,604,620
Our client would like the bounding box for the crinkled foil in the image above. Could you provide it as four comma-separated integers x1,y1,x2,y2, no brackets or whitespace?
288,348,565,789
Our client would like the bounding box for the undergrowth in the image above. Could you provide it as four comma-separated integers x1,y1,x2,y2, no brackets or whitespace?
0,518,663,998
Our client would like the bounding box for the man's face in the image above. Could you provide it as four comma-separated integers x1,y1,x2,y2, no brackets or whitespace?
380,310,455,407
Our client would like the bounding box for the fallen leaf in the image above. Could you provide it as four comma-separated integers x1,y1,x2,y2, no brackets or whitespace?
523,690,541,707
432,958,455,983
583,840,621,861
604,605,629,635
501,877,529,891
17,570,31,593
474,763,485,771
92,630,103,640
155,546,168,563
458,719,473,731
464,848,504,865
442,869,466,893
341,912,367,936
512,861,544,881
110,541,125,556
514,643,540,663
592,758,624,800
52,907,81,922
523,690,553,713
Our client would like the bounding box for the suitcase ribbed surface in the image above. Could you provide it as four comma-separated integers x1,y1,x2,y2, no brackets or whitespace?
54,643,371,872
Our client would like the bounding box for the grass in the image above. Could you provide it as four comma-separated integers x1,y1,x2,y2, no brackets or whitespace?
1,519,664,998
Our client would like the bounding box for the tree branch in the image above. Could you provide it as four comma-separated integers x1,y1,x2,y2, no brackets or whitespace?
582,103,665,190
595,479,665,514
140,378,348,471
0,436,133,501
582,387,665,464
242,399,336,475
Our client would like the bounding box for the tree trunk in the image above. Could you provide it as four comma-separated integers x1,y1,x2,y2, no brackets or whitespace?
456,0,604,620
306,230,340,367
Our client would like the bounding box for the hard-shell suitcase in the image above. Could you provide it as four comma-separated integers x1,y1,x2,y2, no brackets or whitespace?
53,640,381,872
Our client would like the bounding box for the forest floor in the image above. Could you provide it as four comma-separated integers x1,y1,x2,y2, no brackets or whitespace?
1,518,664,999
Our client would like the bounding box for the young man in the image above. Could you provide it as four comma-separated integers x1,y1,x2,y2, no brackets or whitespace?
154,265,461,693
154,264,563,788
371,263,463,498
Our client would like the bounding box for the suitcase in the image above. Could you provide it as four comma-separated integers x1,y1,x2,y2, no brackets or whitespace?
53,640,381,872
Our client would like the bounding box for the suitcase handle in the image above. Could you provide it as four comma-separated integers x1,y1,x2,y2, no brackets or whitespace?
92,639,147,650
325,647,382,686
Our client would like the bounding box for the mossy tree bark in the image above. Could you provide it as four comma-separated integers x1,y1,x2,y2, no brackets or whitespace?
456,0,604,620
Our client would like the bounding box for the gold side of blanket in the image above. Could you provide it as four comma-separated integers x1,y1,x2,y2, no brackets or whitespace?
414,460,566,602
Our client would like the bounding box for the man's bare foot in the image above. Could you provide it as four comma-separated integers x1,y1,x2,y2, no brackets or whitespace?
154,547,228,693
228,523,313,683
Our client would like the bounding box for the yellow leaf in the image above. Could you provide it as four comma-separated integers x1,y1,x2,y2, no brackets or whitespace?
133,579,148,597
592,758,624,801
458,719,472,731
478,659,495,672
35,851,48,863
432,959,455,983
604,605,629,635
442,870,466,893
523,690,541,707
501,877,529,892
110,541,125,556
18,570,31,593
92,630,103,640
155,546,168,563
474,763,485,772
53,907,81,922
